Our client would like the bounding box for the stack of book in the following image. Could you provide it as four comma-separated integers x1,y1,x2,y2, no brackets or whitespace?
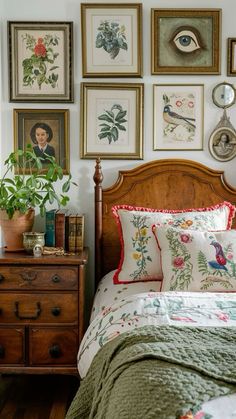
45,209,84,252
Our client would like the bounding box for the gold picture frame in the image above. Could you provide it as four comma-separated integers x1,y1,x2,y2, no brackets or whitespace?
8,21,73,102
81,3,142,77
227,38,236,76
151,9,221,75
14,109,70,173
153,84,204,151
80,82,144,159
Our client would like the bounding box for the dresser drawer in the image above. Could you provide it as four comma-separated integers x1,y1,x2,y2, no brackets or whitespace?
0,293,78,324
0,327,25,364
0,266,78,290
29,327,78,365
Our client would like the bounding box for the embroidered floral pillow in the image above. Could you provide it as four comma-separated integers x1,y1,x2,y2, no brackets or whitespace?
153,226,236,292
112,202,235,284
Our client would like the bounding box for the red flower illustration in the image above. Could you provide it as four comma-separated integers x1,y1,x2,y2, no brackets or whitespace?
180,233,192,243
34,38,47,57
173,256,185,269
176,100,182,107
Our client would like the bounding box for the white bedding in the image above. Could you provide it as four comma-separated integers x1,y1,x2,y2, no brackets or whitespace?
90,270,162,322
79,291,236,417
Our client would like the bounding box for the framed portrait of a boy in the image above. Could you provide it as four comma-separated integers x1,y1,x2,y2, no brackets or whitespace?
8,21,73,102
14,109,69,173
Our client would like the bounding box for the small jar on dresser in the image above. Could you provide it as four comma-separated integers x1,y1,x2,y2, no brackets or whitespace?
0,248,88,375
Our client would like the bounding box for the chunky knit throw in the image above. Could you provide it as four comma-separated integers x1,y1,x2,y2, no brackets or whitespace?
66,326,236,419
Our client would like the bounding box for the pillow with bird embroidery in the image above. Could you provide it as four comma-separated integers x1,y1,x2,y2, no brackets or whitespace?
153,226,236,292
112,202,235,284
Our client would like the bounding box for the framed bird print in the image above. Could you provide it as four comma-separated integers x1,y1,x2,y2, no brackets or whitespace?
151,9,221,75
153,84,204,151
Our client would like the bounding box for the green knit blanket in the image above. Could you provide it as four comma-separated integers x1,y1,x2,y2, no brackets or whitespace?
66,326,236,419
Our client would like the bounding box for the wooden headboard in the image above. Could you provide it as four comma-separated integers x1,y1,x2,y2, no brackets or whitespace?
93,158,236,288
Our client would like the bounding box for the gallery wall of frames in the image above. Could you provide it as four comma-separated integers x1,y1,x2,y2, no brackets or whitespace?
1,0,236,289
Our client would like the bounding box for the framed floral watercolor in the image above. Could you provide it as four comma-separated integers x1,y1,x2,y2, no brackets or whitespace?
80,83,144,159
81,4,142,77
153,84,204,151
8,22,73,102
13,109,70,173
227,38,236,76
151,9,221,75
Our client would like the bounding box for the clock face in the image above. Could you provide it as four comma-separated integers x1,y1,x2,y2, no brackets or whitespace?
212,82,236,108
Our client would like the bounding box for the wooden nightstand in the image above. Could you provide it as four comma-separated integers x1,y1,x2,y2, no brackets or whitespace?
0,248,88,375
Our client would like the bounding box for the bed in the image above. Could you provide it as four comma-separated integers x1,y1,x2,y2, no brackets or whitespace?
67,158,236,419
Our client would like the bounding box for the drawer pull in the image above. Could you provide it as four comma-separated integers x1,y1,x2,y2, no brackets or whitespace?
0,345,5,358
0,308,2,315
0,274,4,283
52,274,61,283
49,344,62,359
20,271,37,283
14,301,41,320
51,307,61,316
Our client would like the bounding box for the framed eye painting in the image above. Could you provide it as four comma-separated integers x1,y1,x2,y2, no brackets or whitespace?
8,21,73,102
153,84,204,151
151,9,221,75
80,83,144,159
81,3,142,77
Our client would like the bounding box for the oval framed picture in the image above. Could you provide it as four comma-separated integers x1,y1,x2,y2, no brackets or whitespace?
209,126,236,162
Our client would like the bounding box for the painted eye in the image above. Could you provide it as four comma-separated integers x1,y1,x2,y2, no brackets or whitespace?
172,28,202,53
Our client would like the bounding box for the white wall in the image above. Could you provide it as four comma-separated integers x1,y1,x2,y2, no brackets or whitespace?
1,0,236,299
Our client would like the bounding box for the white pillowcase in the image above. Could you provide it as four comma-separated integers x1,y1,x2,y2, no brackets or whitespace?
112,202,235,284
153,227,236,292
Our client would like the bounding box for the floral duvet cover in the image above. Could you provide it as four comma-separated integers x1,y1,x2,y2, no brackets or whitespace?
78,292,236,418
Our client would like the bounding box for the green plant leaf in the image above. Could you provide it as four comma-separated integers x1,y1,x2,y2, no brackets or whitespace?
98,114,114,123
98,132,109,140
116,124,126,131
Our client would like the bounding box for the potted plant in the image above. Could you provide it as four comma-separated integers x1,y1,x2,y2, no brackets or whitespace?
0,145,76,251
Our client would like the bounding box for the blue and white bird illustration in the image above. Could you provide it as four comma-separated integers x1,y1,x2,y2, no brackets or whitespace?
208,241,228,271
163,105,196,130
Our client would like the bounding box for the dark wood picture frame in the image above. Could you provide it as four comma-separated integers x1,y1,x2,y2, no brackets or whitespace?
14,109,70,174
8,21,73,102
227,38,236,76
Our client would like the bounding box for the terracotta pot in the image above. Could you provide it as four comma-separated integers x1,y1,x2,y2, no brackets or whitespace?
0,209,35,251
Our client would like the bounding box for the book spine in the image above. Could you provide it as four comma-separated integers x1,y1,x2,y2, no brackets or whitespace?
68,215,77,252
65,215,70,251
75,215,84,252
55,212,66,248
45,210,56,246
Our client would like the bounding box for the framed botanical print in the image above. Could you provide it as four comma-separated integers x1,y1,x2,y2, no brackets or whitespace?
151,9,221,75
14,109,69,173
8,21,73,102
227,38,236,76
80,82,144,159
153,84,204,151
81,3,142,77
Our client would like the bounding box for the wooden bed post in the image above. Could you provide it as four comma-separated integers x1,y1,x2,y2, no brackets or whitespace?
93,158,103,288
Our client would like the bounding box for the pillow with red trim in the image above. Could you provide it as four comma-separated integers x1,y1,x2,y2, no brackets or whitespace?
112,202,235,284
153,226,236,292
